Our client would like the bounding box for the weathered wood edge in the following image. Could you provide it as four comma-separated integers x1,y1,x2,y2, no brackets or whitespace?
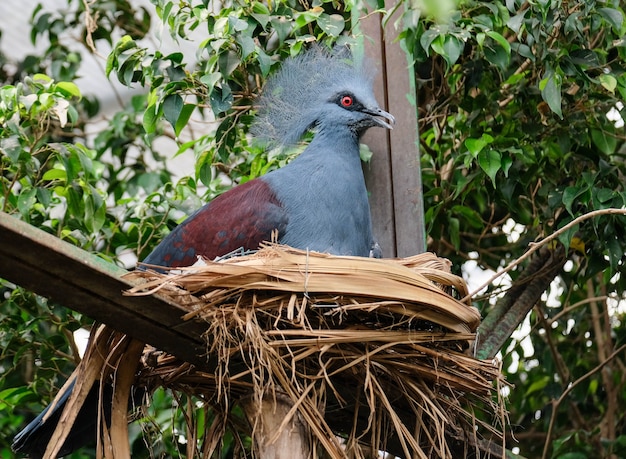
0,211,210,368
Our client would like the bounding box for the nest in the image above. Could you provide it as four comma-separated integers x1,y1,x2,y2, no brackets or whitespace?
46,245,504,458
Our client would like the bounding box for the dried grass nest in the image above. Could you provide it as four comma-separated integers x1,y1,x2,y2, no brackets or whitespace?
122,244,505,458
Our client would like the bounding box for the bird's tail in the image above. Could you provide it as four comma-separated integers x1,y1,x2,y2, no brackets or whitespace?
12,376,110,458
12,326,146,458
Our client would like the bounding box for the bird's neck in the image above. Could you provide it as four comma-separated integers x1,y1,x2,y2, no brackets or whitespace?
306,124,361,157
280,126,365,187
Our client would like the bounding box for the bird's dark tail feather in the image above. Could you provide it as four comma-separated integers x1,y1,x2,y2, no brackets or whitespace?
12,377,112,458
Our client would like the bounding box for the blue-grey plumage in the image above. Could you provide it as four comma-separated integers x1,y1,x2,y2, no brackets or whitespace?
257,45,394,257
264,129,376,256
12,45,394,458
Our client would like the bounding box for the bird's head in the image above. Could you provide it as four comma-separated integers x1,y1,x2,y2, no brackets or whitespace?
319,89,395,136
252,45,394,149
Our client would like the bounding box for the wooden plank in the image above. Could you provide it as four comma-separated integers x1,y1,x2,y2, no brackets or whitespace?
362,3,426,258
382,9,426,257
362,15,397,258
0,211,209,369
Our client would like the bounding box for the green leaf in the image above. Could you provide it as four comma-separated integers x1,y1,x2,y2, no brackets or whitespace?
501,154,513,177
17,188,37,218
36,187,51,207
591,129,617,155
67,105,79,125
256,48,273,76
587,378,599,395
478,149,502,184
595,188,614,204
465,133,494,157
107,35,136,77
209,84,233,114
431,35,463,67
1,136,23,163
161,1,174,25
117,51,143,86
174,103,195,137
598,7,624,33
569,49,600,67
503,71,527,86
485,30,511,56
228,15,249,32
250,2,270,29
420,29,440,55
557,222,579,253
552,433,575,455
477,30,511,68
512,42,534,61
251,2,270,15
0,387,34,408
416,0,457,23
359,144,373,163
270,16,292,43
599,74,617,94
218,50,240,77
562,185,584,215
32,73,52,84
525,375,549,396
166,52,184,64
200,72,221,95
295,9,322,29
163,94,183,130
317,13,345,37
592,187,615,210
143,103,159,134
507,12,526,33
55,81,82,99
237,35,256,59
82,185,105,234
451,205,483,229
606,238,622,271
105,49,117,77
540,72,563,118
449,216,460,250
42,167,67,182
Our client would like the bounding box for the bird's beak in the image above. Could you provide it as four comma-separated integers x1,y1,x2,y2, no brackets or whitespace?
365,107,395,130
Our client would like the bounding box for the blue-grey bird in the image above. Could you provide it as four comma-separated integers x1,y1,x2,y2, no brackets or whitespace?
12,45,394,457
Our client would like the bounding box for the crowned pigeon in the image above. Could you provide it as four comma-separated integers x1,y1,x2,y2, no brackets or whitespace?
13,45,393,458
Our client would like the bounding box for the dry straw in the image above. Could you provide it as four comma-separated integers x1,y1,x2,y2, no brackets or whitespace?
48,245,505,458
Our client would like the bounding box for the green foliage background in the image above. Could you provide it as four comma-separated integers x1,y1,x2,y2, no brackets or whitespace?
1,0,625,457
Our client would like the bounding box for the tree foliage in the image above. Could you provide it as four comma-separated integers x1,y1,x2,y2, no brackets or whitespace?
1,0,625,458
408,0,626,456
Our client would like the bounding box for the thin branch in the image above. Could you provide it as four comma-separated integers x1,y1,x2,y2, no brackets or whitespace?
463,208,626,302
81,0,99,54
546,296,609,326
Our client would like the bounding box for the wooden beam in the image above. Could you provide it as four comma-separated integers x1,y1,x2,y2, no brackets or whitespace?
0,211,209,368
362,3,426,258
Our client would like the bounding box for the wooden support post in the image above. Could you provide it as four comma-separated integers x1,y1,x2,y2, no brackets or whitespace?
241,395,310,459
362,3,426,258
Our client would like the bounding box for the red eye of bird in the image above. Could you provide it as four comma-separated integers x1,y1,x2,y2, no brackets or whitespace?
340,95,353,107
